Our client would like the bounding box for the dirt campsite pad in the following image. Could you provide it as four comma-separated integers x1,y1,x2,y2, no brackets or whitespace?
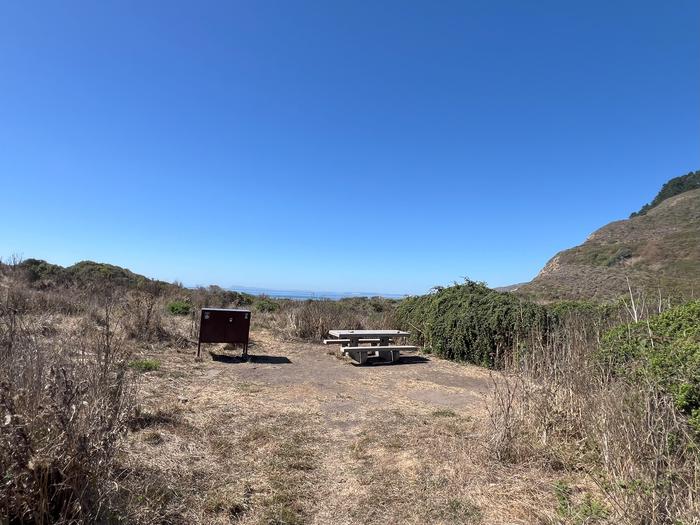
126,330,568,524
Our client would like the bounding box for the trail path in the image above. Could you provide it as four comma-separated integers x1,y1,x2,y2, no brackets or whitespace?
129,330,560,524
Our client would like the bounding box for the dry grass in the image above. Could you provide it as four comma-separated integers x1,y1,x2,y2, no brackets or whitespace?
487,311,700,524
330,408,562,525
7,258,693,524
252,298,397,342
111,327,594,524
119,402,324,523
0,266,135,523
0,259,590,524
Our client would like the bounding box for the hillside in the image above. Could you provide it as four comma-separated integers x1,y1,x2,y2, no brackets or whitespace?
18,259,173,290
518,181,700,302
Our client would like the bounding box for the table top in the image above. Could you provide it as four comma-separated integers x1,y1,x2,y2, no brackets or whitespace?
201,308,251,313
328,329,410,338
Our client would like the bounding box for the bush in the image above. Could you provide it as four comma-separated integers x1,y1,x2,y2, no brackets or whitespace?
545,299,620,320
631,170,700,217
599,300,700,432
287,300,359,339
123,290,168,342
129,358,161,372
252,297,398,341
190,286,254,309
395,281,551,367
19,258,64,284
255,296,279,313
167,300,191,315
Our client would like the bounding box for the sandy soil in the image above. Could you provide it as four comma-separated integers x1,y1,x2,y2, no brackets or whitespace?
124,330,565,524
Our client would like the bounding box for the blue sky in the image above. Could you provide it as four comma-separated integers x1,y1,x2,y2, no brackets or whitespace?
1,1,698,294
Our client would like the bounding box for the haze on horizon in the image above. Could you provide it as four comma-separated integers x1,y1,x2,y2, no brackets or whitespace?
1,1,698,295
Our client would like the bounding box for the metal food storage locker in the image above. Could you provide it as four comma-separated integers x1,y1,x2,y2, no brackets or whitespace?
197,308,251,358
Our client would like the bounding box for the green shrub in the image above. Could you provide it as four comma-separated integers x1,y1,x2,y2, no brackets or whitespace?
255,296,280,313
599,301,700,432
167,300,191,315
129,359,161,372
546,299,619,319
191,285,255,308
554,481,608,524
395,281,551,367
19,258,64,283
631,170,700,217
66,261,150,289
559,243,636,268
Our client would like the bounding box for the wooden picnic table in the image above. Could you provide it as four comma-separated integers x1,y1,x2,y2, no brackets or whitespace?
325,329,413,364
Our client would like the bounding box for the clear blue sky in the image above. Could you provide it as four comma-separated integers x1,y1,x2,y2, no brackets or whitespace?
1,1,698,294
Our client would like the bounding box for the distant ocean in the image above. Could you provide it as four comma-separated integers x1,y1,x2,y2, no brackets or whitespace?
228,286,408,301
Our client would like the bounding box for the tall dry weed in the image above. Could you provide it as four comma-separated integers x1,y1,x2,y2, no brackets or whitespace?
0,274,135,523
488,304,700,524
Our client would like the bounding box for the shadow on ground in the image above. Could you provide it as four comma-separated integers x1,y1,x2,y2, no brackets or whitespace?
353,355,430,366
209,353,292,365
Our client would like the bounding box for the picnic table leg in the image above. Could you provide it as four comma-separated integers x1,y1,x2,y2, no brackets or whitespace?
336,338,346,358
337,337,355,358
378,337,391,357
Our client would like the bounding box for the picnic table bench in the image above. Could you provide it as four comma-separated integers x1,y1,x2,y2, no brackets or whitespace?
324,329,416,365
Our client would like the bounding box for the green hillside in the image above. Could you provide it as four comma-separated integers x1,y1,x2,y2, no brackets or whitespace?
19,259,171,290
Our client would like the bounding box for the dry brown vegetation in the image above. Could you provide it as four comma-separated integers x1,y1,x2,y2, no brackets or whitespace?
0,263,135,522
120,330,575,524
252,297,397,341
487,312,700,524
2,257,698,524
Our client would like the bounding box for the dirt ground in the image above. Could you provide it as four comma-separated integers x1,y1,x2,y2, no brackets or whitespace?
125,330,568,524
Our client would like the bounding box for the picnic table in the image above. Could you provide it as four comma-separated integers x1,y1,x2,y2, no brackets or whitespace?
324,329,416,365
